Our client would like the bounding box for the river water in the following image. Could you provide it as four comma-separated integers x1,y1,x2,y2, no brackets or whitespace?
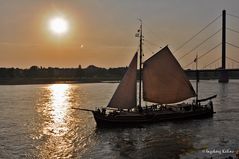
0,80,238,159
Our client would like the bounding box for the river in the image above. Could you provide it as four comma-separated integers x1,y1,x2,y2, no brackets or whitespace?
0,80,238,158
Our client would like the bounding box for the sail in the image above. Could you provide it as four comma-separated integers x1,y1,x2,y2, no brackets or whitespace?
107,53,138,109
143,46,196,104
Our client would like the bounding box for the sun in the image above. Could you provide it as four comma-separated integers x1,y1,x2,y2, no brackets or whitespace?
48,17,69,35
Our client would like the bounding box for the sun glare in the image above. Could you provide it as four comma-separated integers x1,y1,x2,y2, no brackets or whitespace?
49,17,69,35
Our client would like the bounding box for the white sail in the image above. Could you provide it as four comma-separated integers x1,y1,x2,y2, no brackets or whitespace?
107,53,138,109
143,46,196,104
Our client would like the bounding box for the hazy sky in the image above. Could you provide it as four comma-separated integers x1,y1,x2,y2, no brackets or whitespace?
0,0,239,68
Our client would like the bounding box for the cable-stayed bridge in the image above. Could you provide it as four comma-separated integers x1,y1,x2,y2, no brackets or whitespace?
144,10,239,83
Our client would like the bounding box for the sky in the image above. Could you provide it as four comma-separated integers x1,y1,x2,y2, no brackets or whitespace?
0,0,239,69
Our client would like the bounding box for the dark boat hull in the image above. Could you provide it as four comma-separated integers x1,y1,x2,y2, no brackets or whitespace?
92,107,214,128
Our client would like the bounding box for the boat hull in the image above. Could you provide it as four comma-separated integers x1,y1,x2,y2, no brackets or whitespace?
92,107,214,128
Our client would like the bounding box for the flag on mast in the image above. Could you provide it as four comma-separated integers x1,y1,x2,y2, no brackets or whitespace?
194,54,198,63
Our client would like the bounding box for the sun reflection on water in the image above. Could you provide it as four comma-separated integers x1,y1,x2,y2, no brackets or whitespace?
37,84,77,158
35,84,97,158
41,84,71,136
47,84,70,136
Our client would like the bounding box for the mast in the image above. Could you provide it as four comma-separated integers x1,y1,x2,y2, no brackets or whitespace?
138,19,143,108
195,54,199,105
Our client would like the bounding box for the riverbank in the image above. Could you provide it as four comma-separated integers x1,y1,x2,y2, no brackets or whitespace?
1,67,239,85
0,78,121,85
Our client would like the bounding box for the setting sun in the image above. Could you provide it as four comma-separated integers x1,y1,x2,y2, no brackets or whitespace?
48,17,69,35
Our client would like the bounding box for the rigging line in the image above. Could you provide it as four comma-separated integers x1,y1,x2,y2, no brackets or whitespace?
203,57,221,69
144,44,155,54
143,24,163,43
179,28,222,60
227,28,239,34
226,56,239,64
227,13,239,20
174,14,221,53
144,39,162,48
183,43,221,68
226,42,239,49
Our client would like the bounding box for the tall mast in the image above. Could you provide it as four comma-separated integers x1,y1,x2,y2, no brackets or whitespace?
139,19,143,108
195,54,199,105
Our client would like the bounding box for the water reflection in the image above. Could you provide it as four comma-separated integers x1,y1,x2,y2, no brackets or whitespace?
33,84,101,158
37,84,76,158
82,126,194,159
1,82,238,158
45,84,70,136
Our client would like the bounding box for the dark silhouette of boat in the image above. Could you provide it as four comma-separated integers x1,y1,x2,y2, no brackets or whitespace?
75,21,217,128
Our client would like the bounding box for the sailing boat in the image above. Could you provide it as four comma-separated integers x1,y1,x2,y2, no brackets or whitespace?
76,23,216,127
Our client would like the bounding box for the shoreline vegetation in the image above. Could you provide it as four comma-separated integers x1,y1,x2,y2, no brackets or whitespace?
0,78,121,85
1,65,239,85
0,65,125,85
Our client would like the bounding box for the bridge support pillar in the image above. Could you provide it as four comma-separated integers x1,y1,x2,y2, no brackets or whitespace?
218,70,229,83
218,10,229,83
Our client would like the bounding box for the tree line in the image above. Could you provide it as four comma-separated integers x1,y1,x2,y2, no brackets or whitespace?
0,65,127,80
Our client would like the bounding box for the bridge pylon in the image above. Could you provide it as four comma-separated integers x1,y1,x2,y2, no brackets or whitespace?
219,10,229,83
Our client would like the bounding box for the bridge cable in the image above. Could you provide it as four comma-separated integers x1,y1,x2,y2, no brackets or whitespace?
227,28,239,34
174,14,221,53
226,42,239,49
179,28,222,60
203,57,221,69
226,56,239,64
227,13,239,21
183,43,221,68
198,43,221,59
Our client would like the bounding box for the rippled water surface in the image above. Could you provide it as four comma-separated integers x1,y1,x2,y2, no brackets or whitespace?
0,81,239,158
